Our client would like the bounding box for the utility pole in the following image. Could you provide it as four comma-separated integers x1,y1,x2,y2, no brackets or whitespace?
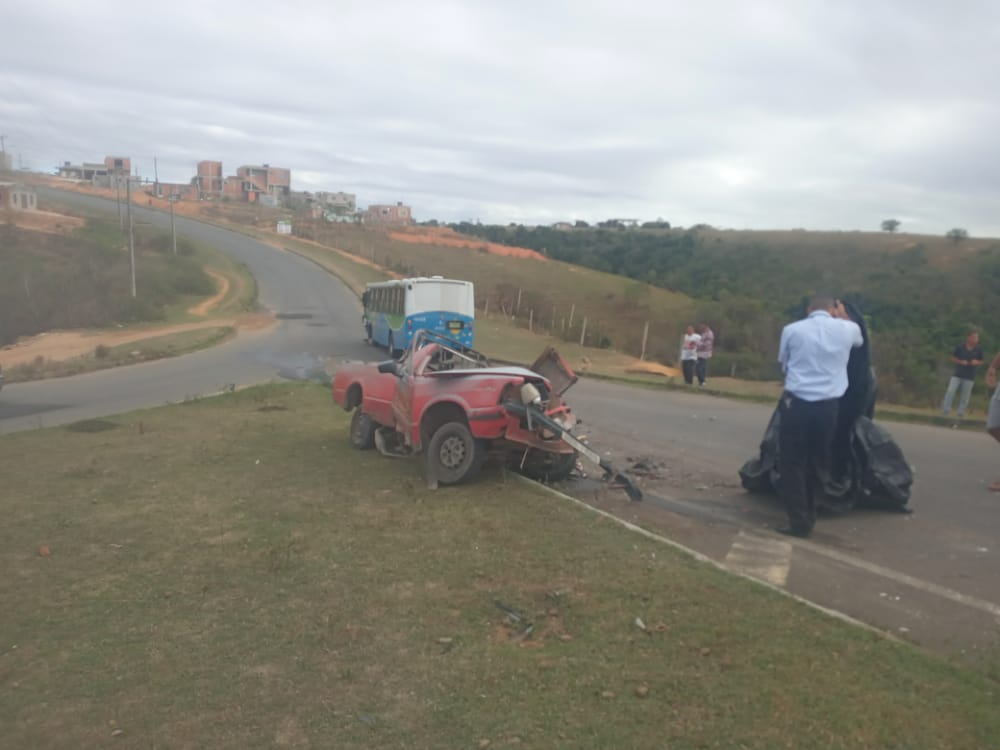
115,171,123,230
126,177,136,298
169,196,177,255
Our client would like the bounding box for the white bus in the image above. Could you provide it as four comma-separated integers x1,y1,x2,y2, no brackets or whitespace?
362,277,475,355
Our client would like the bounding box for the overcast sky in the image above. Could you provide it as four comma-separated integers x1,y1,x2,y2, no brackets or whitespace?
3,0,998,234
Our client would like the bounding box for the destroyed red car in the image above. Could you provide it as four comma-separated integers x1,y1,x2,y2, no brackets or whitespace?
331,330,641,499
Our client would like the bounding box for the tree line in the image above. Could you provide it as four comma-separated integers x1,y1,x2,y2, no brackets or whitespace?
451,222,1000,406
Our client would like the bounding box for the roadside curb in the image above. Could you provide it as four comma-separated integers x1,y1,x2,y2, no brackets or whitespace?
515,473,901,643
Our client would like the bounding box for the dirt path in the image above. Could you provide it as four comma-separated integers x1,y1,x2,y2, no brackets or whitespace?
0,314,273,368
188,270,230,316
1,269,269,369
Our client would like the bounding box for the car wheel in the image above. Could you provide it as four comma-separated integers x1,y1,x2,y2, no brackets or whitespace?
427,421,485,485
350,409,376,450
388,333,396,358
514,449,578,482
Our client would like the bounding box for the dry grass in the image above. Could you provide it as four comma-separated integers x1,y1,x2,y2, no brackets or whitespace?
1,383,999,749
4,326,234,382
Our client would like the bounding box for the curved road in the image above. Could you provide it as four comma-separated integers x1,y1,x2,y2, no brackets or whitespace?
3,193,998,659
0,190,371,433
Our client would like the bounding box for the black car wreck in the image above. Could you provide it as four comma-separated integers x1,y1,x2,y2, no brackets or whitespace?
739,301,914,513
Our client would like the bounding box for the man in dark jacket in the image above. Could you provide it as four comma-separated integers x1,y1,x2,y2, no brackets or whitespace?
941,330,983,419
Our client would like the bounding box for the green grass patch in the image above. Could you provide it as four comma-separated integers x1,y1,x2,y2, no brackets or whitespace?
156,247,258,325
5,327,234,383
1,383,998,748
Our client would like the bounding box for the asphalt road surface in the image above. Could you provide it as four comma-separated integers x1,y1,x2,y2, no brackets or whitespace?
3,193,998,660
568,380,1000,659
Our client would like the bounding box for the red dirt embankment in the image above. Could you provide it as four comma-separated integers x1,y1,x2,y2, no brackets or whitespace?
388,226,547,261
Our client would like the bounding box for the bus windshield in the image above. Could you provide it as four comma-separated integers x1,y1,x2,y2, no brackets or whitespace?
409,280,474,317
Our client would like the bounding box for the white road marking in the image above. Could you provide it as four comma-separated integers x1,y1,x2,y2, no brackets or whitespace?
786,535,1000,619
521,477,1000,637
723,531,793,586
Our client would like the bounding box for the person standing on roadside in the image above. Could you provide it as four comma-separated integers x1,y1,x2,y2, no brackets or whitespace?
696,323,714,387
776,296,863,537
941,330,984,419
983,354,1000,492
680,325,701,385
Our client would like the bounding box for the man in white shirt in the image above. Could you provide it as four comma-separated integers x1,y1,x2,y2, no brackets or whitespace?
680,326,701,385
776,295,864,537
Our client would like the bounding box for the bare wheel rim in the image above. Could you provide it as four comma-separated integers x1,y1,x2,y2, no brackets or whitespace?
438,435,468,469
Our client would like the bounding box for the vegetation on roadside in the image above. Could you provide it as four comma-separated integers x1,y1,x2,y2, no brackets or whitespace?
3,326,234,383
0,207,256,348
290,222,696,364
1,383,998,749
453,223,1000,406
25,183,997,414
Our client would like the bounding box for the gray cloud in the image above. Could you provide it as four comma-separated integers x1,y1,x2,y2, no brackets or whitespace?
2,0,999,235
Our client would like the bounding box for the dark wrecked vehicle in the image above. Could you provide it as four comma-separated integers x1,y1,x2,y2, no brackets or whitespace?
739,301,914,512
332,329,641,499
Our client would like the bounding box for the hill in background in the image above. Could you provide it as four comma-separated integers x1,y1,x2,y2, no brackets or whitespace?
450,222,1000,406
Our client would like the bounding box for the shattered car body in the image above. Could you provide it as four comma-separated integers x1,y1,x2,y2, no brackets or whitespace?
332,330,641,498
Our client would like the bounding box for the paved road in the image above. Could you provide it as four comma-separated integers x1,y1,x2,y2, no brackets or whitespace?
3,194,998,659
569,379,1000,659
0,189,371,433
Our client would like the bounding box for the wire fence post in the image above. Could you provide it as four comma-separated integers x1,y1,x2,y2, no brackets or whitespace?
579,317,587,346
640,321,649,360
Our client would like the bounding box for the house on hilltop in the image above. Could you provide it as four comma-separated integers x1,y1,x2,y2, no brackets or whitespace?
223,164,291,205
196,160,224,198
57,156,131,184
363,201,412,225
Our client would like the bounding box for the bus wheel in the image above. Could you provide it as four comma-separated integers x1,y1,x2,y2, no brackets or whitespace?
427,422,485,485
350,409,376,450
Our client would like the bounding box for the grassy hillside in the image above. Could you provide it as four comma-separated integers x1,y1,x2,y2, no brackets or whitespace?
27,177,997,408
0,205,254,348
295,222,697,365
454,222,1000,405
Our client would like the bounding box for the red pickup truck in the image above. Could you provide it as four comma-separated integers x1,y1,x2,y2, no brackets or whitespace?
331,330,583,486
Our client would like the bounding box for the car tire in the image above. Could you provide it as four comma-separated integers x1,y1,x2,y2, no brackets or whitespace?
388,333,397,358
514,449,578,482
427,421,485,485
350,409,376,450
